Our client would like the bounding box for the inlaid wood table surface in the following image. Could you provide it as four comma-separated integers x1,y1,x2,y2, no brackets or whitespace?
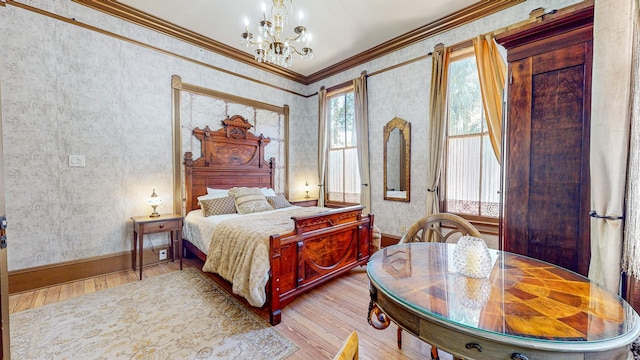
367,243,640,360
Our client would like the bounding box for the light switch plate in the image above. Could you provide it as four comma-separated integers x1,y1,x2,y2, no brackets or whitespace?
69,155,85,167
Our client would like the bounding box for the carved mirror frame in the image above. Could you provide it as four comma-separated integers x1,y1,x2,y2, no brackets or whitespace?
383,117,411,202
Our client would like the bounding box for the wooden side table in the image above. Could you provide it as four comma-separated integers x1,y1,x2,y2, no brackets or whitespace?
289,198,318,207
131,214,183,280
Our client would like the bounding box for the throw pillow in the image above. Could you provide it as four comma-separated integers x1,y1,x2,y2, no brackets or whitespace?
200,196,237,217
206,188,229,197
266,194,292,209
229,187,274,214
197,191,229,205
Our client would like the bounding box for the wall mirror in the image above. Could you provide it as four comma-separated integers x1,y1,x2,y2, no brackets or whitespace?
384,117,410,202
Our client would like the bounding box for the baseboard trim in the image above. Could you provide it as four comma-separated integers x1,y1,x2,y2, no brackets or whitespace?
9,247,170,294
381,233,401,248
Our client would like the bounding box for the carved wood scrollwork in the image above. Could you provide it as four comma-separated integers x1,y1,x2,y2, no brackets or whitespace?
191,115,270,168
223,115,253,139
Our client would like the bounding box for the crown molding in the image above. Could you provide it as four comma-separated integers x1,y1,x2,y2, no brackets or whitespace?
305,0,526,84
73,0,525,86
72,0,306,84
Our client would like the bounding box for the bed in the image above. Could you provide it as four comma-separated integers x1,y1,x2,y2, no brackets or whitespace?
181,115,374,325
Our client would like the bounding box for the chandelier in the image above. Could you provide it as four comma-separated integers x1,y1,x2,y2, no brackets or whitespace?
240,0,313,68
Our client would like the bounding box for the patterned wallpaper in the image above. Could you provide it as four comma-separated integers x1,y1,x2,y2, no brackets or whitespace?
0,0,581,271
0,0,309,271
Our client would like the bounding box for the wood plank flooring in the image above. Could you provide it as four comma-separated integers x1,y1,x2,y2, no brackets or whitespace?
9,259,451,360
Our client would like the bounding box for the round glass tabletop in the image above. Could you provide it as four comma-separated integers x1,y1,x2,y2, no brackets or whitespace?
367,242,640,348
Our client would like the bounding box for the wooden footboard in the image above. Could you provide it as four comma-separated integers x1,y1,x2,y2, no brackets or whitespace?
268,206,374,325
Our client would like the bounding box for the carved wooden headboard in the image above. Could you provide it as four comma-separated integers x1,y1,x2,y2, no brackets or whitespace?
184,115,275,212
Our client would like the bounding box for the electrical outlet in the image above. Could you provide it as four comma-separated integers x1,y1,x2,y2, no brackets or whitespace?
159,249,167,260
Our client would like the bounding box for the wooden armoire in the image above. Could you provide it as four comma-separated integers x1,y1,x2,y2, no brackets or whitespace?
496,4,593,276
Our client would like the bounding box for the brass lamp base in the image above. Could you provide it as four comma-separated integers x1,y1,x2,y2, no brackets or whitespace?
150,205,160,217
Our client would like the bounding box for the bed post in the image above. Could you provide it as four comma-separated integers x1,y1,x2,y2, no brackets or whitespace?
269,157,276,190
184,152,194,212
269,233,282,325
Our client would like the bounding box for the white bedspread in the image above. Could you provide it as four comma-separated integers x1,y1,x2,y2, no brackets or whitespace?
183,206,329,306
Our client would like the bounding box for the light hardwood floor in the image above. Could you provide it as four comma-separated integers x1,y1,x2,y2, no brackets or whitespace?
9,259,450,360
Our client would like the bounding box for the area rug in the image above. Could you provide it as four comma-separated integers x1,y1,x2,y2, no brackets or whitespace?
10,268,298,359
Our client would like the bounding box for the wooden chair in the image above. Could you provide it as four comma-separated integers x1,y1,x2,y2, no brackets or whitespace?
397,212,482,360
333,331,359,360
399,212,482,244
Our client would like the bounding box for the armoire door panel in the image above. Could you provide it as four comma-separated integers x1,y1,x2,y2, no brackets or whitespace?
503,57,532,256
532,43,586,75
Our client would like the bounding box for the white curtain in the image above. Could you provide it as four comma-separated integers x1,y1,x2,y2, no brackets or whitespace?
588,0,635,292
317,87,328,207
426,43,450,215
623,0,640,278
354,72,371,215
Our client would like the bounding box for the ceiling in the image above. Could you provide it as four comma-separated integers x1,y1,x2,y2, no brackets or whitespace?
118,0,479,77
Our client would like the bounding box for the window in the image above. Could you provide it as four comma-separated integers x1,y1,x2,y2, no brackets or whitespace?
326,88,360,204
444,51,500,219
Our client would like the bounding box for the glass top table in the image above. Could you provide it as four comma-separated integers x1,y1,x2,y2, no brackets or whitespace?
367,243,640,360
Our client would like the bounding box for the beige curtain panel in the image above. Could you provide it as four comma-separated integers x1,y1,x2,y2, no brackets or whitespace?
588,0,635,292
473,34,507,164
623,0,640,278
426,43,450,217
354,71,371,215
317,87,328,207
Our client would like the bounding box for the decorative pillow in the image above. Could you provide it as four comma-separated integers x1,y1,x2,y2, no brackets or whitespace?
229,187,273,214
261,187,277,196
206,188,229,197
200,196,237,217
197,191,228,205
266,194,292,209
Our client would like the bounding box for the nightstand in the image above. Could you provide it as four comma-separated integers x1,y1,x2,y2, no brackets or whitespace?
290,198,318,207
131,214,183,280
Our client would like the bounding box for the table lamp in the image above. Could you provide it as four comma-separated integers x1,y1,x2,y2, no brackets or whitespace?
304,181,310,199
147,188,163,217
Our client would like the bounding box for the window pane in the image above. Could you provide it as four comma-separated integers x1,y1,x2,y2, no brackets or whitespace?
344,148,361,203
446,136,481,215
481,135,500,217
345,93,356,147
445,53,501,219
328,95,345,148
327,149,344,202
448,57,483,136
326,89,360,204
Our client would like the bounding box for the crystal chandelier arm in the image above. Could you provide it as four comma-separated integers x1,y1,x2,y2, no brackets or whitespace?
288,44,311,56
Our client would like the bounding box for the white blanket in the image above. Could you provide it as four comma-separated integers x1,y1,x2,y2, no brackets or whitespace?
185,206,329,306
